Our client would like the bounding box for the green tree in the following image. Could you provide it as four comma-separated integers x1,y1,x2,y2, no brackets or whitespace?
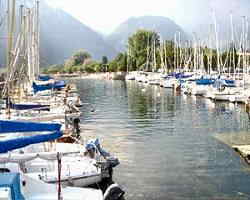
128,29,160,71
102,56,108,65
108,53,127,72
73,49,91,66
64,58,75,68
84,61,98,73
101,56,109,72
64,49,92,71
43,64,63,74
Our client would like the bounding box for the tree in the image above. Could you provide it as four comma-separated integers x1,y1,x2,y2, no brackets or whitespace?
101,56,108,72
43,64,63,74
73,49,91,66
84,61,99,73
64,58,75,68
108,53,127,72
128,29,160,71
102,56,108,65
64,49,92,70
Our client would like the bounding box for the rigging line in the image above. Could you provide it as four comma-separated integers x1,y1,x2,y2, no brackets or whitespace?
0,1,7,28
0,12,7,28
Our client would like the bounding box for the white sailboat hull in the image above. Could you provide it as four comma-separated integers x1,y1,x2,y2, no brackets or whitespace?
22,174,104,200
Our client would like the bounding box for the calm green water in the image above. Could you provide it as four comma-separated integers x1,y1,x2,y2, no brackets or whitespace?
75,79,250,200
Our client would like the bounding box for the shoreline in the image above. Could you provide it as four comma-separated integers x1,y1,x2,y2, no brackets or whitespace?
53,72,127,80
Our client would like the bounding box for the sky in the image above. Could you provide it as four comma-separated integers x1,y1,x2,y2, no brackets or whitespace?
45,0,248,36
45,0,181,35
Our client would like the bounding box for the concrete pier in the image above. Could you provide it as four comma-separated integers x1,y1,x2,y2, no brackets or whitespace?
214,132,250,165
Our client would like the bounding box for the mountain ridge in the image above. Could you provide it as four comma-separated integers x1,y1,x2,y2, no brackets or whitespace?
105,16,188,53
0,0,118,66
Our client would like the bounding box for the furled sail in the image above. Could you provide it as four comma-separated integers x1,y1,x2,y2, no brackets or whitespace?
0,131,62,153
0,120,61,133
7,100,50,111
38,75,53,81
0,120,62,153
32,80,66,93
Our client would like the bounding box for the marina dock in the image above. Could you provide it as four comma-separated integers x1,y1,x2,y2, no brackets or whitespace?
214,132,250,165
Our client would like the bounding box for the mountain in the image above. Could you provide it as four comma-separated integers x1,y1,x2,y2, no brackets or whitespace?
39,2,118,66
0,1,117,67
106,16,188,52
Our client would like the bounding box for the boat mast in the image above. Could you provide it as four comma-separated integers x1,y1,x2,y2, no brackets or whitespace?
177,31,180,72
192,33,197,73
5,0,16,118
174,33,177,72
35,0,40,77
146,32,150,72
212,11,221,75
153,34,156,72
230,12,236,79
164,40,167,72
242,16,246,88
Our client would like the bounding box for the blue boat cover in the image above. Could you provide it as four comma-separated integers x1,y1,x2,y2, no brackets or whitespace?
7,100,50,111
213,79,236,88
38,75,53,81
0,130,62,153
168,72,192,79
175,73,192,79
168,72,177,77
0,120,61,134
0,173,24,200
32,80,66,93
224,79,235,87
196,79,215,85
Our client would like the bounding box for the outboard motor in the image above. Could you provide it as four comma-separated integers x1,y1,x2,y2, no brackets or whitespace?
86,139,120,179
104,183,125,200
94,138,110,158
94,139,120,168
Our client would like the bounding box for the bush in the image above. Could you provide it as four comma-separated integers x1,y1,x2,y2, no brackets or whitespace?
43,64,63,74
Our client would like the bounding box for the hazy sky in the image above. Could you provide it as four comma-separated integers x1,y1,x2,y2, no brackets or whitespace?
45,0,248,35
45,0,181,34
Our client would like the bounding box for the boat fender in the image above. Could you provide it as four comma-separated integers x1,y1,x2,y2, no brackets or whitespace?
103,183,125,200
22,180,26,187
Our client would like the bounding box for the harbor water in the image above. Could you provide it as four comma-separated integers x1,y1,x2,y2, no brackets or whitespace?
76,79,250,200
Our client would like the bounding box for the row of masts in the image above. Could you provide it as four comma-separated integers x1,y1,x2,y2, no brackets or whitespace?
126,13,250,77
3,0,40,97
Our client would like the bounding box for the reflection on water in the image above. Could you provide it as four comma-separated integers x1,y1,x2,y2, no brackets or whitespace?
74,79,250,200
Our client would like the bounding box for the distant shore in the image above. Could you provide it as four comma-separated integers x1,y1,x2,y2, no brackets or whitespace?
54,72,127,80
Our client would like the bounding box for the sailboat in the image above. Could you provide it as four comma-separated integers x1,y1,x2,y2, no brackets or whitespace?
0,119,120,188
125,46,136,81
0,119,124,200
